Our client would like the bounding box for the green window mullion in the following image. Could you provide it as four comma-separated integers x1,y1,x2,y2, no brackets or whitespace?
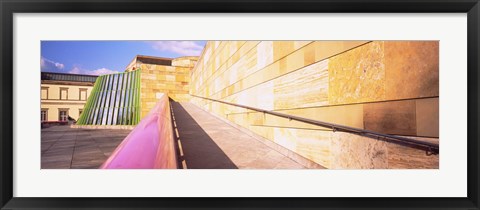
105,74,115,125
112,74,120,125
128,71,135,125
123,72,130,125
135,70,141,124
110,74,117,125
99,75,111,125
95,76,106,125
91,75,105,125
96,76,107,125
111,73,121,125
120,72,127,125
108,74,117,125
79,76,100,124
116,73,123,125
132,70,138,125
104,74,112,125
135,70,140,124
123,72,129,125
126,71,132,125
117,73,124,125
87,76,102,124
131,70,137,125
128,71,137,125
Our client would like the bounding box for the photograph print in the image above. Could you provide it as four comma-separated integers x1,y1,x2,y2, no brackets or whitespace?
40,40,439,169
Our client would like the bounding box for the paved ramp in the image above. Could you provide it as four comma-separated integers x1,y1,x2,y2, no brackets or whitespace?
170,101,305,169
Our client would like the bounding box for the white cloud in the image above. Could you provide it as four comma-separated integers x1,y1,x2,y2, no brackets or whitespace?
69,67,119,76
150,41,204,56
68,67,82,74
90,68,119,75
41,57,65,71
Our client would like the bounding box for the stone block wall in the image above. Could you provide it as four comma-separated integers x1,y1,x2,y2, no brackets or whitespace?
139,63,194,118
190,41,439,169
172,56,198,68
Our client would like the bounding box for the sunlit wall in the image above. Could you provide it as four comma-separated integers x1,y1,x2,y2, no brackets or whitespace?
190,41,439,169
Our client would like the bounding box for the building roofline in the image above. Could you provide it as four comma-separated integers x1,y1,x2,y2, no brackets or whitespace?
173,56,199,60
41,80,96,86
41,71,99,77
125,55,200,71
136,55,174,60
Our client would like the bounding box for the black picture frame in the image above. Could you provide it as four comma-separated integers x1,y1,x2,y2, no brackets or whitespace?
1,0,479,209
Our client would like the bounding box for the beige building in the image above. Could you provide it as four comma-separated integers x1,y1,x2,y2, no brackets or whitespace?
41,72,97,124
125,55,198,117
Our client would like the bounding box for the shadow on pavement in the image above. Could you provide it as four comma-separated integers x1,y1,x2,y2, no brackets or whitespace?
170,99,238,169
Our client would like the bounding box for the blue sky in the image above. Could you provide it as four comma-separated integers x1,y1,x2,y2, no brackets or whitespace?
41,41,207,75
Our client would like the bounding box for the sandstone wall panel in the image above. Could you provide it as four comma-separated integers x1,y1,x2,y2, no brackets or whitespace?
416,97,439,137
384,41,439,100
364,100,417,136
189,41,439,169
328,41,385,105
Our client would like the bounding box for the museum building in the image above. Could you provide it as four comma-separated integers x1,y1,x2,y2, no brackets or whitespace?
53,41,440,169
40,72,97,124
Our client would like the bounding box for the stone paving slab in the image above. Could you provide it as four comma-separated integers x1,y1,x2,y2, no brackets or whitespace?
170,101,306,169
41,126,130,169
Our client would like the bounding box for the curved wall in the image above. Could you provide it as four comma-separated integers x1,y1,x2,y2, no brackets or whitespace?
77,70,141,125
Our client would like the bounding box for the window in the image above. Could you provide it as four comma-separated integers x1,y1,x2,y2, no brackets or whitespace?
59,110,68,121
79,89,87,101
41,87,48,99
60,88,68,100
41,110,47,122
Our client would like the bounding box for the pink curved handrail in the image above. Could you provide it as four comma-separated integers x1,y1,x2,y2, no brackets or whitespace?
100,94,177,169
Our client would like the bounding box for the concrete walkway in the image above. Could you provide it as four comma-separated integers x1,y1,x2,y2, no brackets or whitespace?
170,101,305,169
41,126,131,169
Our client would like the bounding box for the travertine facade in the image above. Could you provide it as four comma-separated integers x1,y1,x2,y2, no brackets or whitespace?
126,55,198,118
190,41,439,169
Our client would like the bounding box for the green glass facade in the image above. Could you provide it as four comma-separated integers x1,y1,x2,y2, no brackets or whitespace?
77,70,141,125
